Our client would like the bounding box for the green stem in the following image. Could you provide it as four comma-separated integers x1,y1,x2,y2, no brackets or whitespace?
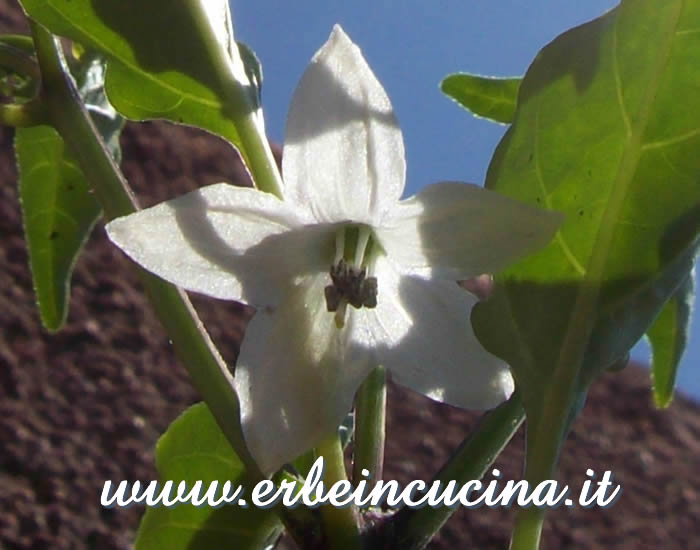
353,365,386,485
510,507,545,550
30,22,138,218
387,393,525,550
509,398,571,550
316,435,362,550
185,0,284,199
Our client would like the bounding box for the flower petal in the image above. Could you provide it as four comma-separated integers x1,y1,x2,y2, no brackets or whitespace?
376,182,563,280
235,274,374,475
106,183,334,307
356,257,514,409
282,25,405,226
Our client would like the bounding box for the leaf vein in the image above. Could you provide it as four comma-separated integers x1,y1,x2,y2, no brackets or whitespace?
612,20,632,137
534,105,586,276
641,127,700,151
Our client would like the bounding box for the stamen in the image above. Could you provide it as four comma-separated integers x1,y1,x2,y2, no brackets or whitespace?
354,226,371,268
334,227,345,265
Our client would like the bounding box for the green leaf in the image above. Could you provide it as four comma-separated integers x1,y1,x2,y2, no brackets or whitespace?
472,0,700,497
648,268,695,408
440,73,521,124
15,125,101,330
135,403,281,550
15,49,122,331
18,0,254,158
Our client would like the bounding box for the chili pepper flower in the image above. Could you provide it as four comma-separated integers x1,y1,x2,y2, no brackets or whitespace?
107,25,560,475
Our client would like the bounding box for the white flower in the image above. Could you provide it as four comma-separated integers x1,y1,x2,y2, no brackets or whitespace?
107,25,560,475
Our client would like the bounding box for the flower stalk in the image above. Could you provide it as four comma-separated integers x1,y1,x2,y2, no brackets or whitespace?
316,435,362,550
353,365,387,485
386,393,525,550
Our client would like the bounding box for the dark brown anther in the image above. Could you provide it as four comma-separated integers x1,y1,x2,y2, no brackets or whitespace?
324,259,378,313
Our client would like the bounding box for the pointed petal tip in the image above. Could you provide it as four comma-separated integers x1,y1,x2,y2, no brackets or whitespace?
104,215,133,251
330,23,347,38
314,24,357,64
283,22,406,224
329,24,352,45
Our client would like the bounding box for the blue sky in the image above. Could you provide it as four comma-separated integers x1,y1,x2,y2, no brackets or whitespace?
231,1,699,402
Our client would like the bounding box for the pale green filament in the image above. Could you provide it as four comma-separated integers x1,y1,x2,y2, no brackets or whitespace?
354,226,371,268
334,226,346,265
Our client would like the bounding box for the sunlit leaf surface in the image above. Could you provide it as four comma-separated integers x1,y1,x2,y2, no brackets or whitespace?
135,403,281,550
472,0,700,484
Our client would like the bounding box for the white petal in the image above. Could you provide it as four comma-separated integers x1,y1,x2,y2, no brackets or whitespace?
283,25,405,226
235,274,374,475
357,258,514,409
106,183,334,307
376,182,563,280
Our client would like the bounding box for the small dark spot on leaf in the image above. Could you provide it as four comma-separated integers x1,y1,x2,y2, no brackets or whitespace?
528,153,534,162
536,197,541,204
66,184,74,191
49,231,59,240
578,210,584,216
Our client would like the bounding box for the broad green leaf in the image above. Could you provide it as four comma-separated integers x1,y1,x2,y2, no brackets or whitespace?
648,268,695,408
135,403,281,550
16,125,101,330
440,73,521,124
472,0,700,495
18,0,255,161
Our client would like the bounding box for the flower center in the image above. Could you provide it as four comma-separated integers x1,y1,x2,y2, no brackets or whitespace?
325,225,378,328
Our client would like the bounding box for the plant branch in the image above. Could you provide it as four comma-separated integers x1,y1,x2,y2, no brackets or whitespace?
316,435,362,550
30,14,254,468
185,0,284,199
353,365,387,485
384,393,525,550
28,20,322,545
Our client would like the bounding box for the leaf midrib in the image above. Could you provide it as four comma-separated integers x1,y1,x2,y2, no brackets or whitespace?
554,0,682,399
531,0,685,475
